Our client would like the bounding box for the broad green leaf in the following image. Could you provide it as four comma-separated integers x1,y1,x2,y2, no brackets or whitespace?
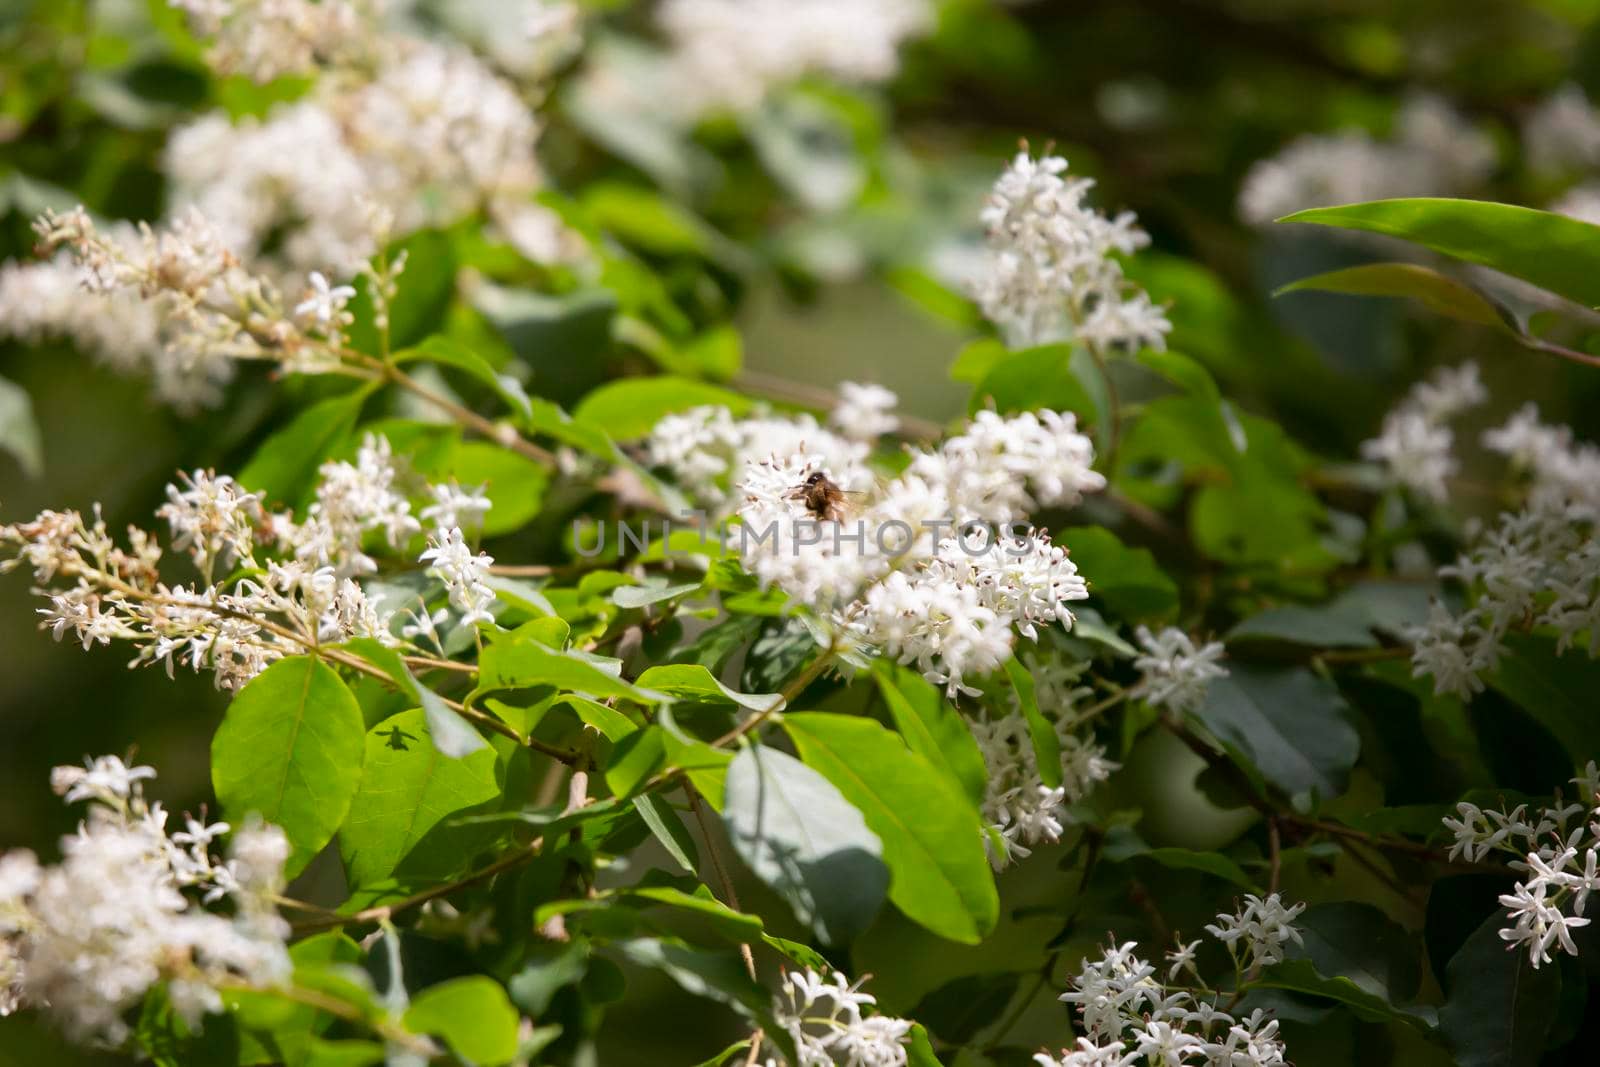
612,579,703,609
398,335,533,421
1488,633,1600,768
478,636,666,704
1438,911,1561,1067
722,743,888,945
969,343,1096,421
212,656,366,876
238,389,369,507
340,638,487,757
475,283,618,407
1280,198,1600,309
525,396,618,459
1004,657,1062,790
230,933,364,1066
1061,526,1179,621
347,229,455,353
611,938,795,1060
581,182,736,262
1191,664,1359,806
633,794,699,872
1101,827,1257,889
573,376,752,441
783,713,998,944
1136,349,1220,401
1275,263,1513,331
1226,604,1379,650
0,376,43,478
1254,902,1433,1028
403,977,519,1066
446,441,548,537
303,1040,384,1067
873,663,988,809
949,338,1008,384
508,943,589,1016
339,708,501,888
626,885,764,943
635,664,784,712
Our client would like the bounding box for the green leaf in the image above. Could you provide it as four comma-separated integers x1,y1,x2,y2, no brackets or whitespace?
238,389,369,507
908,1023,944,1067
398,335,532,421
348,229,455,353
1254,902,1433,1028
612,579,704,609
949,338,1008,384
1438,910,1561,1067
968,343,1096,421
581,182,736,262
1227,605,1380,650
1488,633,1600,768
574,376,753,442
1004,657,1062,790
1101,827,1257,889
212,656,366,876
1061,526,1179,621
626,885,764,943
445,441,548,538
1280,199,1600,309
872,663,988,810
339,707,501,888
340,638,487,757
1275,263,1514,331
478,636,665,704
609,938,793,1061
633,794,699,872
1191,664,1359,806
0,376,43,478
783,713,999,944
721,743,889,945
403,976,519,1066
634,664,784,712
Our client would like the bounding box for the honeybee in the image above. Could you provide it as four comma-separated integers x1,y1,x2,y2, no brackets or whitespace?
786,471,855,522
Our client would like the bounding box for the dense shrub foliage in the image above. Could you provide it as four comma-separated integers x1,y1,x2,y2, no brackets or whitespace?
2,2,1600,1066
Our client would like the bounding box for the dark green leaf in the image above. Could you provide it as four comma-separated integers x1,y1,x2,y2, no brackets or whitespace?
398,335,532,421
969,343,1096,421
1488,633,1600,768
633,794,699,873
1191,664,1359,806
1438,910,1561,1067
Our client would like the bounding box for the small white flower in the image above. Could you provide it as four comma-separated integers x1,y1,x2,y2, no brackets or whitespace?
1133,627,1227,714
292,271,357,329
420,526,497,626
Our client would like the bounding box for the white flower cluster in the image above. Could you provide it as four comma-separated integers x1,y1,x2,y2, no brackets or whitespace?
1523,84,1600,176
1405,405,1600,697
1360,361,1487,503
168,0,372,83
1238,92,1496,225
974,151,1171,352
763,968,912,1067
1444,763,1600,968
1133,626,1228,715
1,4,576,408
657,0,932,116
645,391,879,513
1,435,494,690
1,755,290,1040
973,656,1117,868
1044,900,1304,1067
709,400,1103,696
